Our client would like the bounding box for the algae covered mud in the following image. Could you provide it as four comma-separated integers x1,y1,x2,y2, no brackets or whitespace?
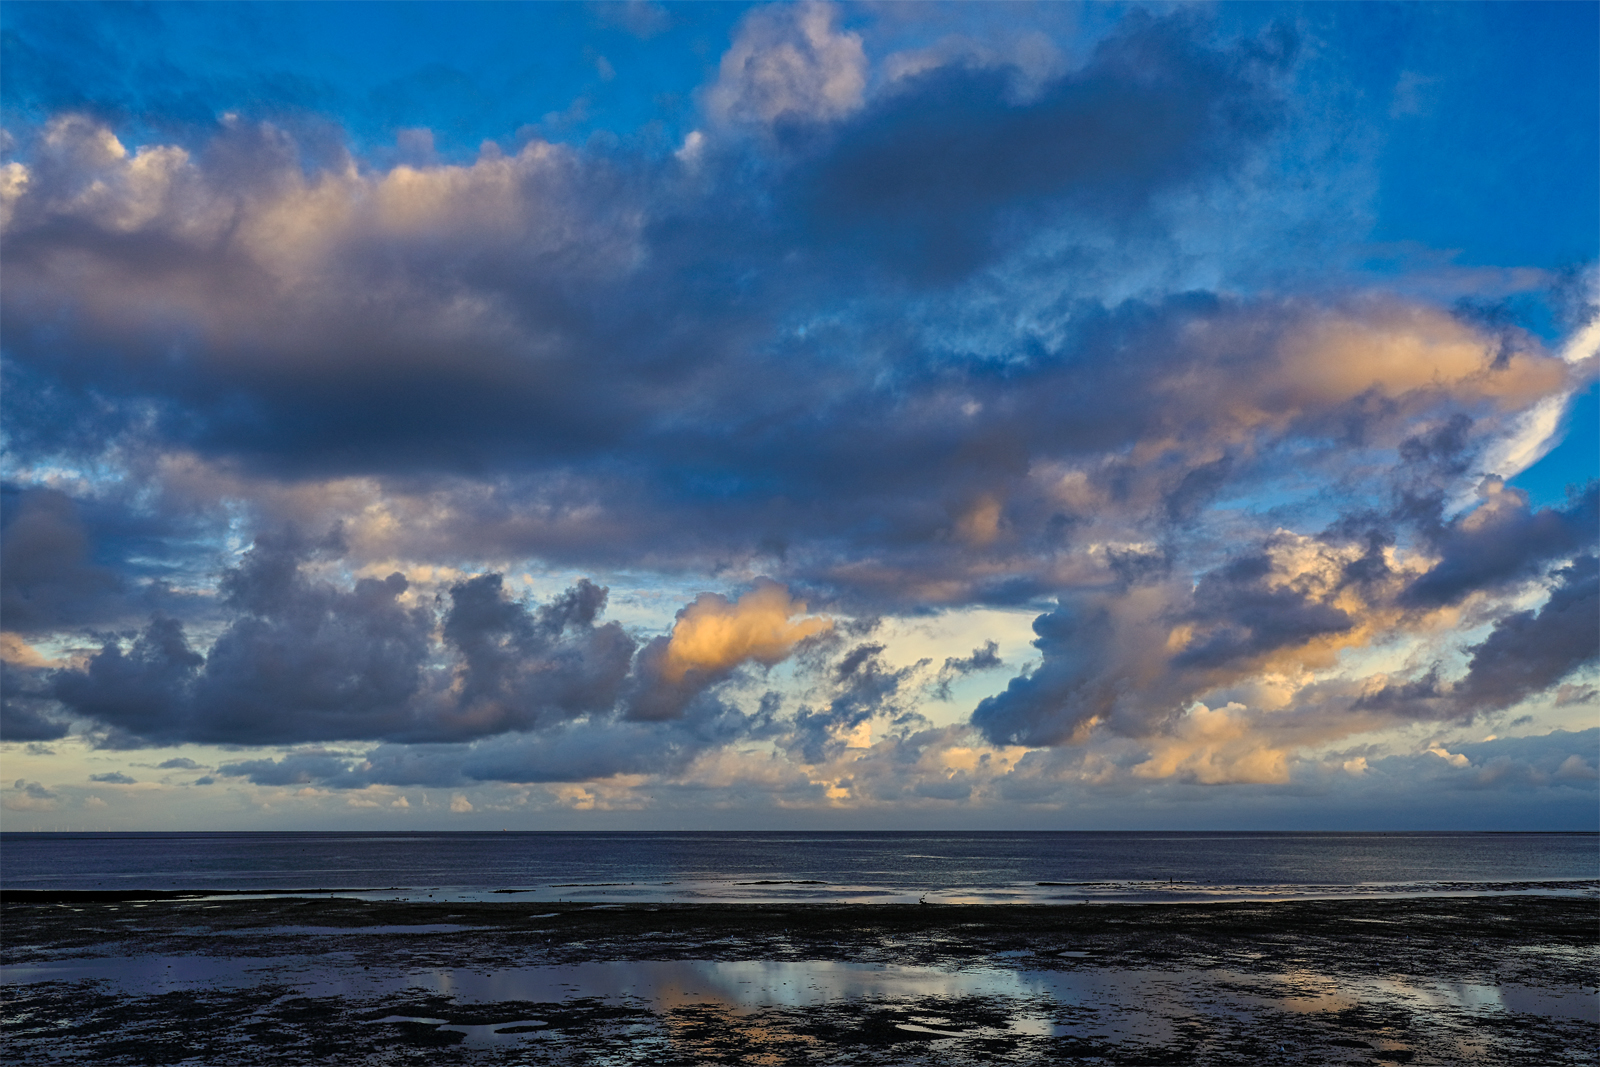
3,894,1596,1065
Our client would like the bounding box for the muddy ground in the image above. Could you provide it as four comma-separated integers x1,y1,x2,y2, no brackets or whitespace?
3,893,1596,1065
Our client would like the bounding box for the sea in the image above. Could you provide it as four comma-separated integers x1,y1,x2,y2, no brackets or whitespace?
2,830,1595,904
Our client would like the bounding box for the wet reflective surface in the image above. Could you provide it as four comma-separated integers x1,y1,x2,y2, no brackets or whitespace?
4,895,1595,1064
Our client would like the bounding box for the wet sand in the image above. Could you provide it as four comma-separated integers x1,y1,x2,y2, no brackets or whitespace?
3,892,1596,1064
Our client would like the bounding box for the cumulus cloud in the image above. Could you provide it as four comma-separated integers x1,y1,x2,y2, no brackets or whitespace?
1132,702,1291,785
1453,555,1599,713
788,641,927,764
88,771,136,784
931,640,1003,700
5,779,58,811
707,2,867,126
2,6,1594,817
625,579,828,722
1402,480,1596,608
974,501,1595,764
438,573,637,736
0,488,126,634
1,660,70,741
792,12,1294,282
659,580,829,682
45,532,819,772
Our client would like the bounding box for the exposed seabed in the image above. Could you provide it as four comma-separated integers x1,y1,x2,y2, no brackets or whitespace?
3,894,1596,1065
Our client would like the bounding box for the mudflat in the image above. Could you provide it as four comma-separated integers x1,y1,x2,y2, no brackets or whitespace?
3,893,1596,1065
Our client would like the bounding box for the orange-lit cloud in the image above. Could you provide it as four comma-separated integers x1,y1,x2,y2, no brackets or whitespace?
661,579,831,683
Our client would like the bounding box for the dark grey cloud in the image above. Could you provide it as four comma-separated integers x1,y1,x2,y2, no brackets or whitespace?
790,13,1294,282
88,771,135,784
1402,482,1598,609
1453,555,1599,714
217,750,363,788
1174,550,1353,669
44,531,780,759
1346,549,1600,724
1,661,71,741
1429,729,1599,793
0,482,221,636
1350,668,1444,716
52,616,204,747
0,488,125,634
439,573,636,736
970,604,1118,747
464,694,763,782
52,530,435,747
931,640,1002,700
788,642,927,763
217,689,772,788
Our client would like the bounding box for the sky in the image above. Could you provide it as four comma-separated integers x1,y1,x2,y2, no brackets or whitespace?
1,1,1596,832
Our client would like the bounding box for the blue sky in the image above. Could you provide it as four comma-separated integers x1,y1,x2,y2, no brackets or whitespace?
1,1,1595,830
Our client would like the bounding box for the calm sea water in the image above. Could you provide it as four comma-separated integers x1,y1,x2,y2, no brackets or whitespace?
1,831,1595,904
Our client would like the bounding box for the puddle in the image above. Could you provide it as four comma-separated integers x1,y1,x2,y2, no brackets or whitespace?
1500,983,1600,1022
369,1015,550,1045
352,958,1080,1020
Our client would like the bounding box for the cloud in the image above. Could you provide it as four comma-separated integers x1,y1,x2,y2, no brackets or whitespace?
0,12,1309,510
216,691,771,788
1,7,1594,821
46,532,809,761
52,616,203,747
1,632,59,669
438,573,637,736
1444,729,1600,793
972,593,1172,750
1401,480,1597,609
1131,702,1292,785
2,660,71,741
707,2,866,127
659,579,829,682
217,750,361,787
788,640,926,764
791,12,1294,281
1453,555,1599,713
5,779,57,811
625,579,828,722
590,1,672,40
1172,545,1356,669
88,771,136,784
932,639,1003,700
0,488,126,634
971,500,1594,761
